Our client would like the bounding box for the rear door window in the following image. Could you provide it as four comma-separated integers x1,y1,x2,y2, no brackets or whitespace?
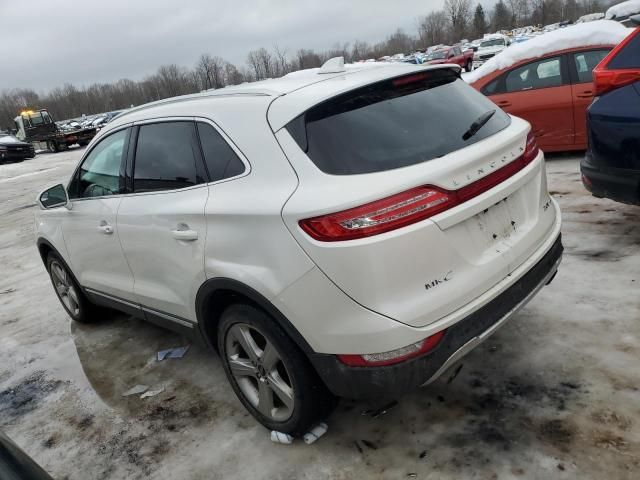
196,123,246,182
573,50,610,83
133,121,206,192
286,69,510,175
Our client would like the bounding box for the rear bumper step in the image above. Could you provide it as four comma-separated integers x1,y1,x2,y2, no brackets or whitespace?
309,234,563,399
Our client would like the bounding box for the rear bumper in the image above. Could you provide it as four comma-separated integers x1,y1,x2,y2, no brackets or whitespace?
581,154,640,205
310,234,563,399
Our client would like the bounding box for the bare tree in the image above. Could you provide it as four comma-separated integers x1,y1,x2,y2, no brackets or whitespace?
418,11,449,46
445,0,472,41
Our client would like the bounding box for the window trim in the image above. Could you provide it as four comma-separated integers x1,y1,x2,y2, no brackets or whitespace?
67,124,132,203
129,117,209,195
567,48,612,85
193,116,251,186
484,53,570,96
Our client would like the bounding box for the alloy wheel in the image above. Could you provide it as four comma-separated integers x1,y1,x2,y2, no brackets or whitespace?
50,261,80,317
225,323,295,422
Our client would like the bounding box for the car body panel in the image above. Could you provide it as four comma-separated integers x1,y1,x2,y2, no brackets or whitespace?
277,115,558,328
470,45,615,152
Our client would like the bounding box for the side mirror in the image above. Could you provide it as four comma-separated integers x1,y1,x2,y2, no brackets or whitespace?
448,53,455,58
39,184,71,210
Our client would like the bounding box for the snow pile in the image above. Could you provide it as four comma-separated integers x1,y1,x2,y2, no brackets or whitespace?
576,12,605,23
465,20,632,84
606,0,640,20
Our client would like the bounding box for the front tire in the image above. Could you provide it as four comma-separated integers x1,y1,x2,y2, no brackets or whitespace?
465,60,473,72
46,253,106,323
218,304,336,436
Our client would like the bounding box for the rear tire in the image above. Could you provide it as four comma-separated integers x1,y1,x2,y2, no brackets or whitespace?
218,304,337,436
46,252,107,323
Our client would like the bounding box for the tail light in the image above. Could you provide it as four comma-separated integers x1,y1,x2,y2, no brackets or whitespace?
300,131,540,242
593,29,640,96
338,330,446,367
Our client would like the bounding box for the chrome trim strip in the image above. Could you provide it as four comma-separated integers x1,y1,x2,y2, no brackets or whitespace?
141,307,195,329
84,288,195,329
84,288,141,310
421,253,562,386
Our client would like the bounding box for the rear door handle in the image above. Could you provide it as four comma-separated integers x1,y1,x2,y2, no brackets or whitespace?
496,100,511,107
577,91,593,98
171,225,198,241
98,221,113,235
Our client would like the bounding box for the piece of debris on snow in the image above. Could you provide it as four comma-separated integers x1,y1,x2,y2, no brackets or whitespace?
140,387,165,399
303,422,328,444
270,431,293,444
157,345,190,361
362,400,399,418
0,288,16,295
122,384,148,397
407,474,418,478
354,440,364,454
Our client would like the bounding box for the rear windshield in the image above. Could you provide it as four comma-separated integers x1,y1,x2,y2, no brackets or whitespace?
609,32,640,69
286,69,511,175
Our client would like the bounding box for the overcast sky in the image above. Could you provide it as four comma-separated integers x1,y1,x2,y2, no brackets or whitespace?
0,0,453,92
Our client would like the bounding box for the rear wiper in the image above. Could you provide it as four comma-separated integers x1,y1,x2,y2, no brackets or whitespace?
462,109,496,141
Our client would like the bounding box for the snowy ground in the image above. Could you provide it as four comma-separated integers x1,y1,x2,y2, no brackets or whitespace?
1,148,638,479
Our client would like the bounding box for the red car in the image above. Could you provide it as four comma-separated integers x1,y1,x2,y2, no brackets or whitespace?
468,45,615,152
424,46,474,72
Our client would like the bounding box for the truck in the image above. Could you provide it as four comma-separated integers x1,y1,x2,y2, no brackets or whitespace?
422,45,475,72
473,34,511,69
14,109,97,153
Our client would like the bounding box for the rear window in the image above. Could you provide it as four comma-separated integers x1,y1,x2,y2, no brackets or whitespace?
286,69,511,175
609,32,640,69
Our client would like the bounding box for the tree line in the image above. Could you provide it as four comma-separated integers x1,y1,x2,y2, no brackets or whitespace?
0,0,607,129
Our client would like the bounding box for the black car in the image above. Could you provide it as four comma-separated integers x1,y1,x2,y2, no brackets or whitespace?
581,19,640,205
0,133,36,163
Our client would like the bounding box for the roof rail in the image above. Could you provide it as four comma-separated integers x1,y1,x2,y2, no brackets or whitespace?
114,89,276,121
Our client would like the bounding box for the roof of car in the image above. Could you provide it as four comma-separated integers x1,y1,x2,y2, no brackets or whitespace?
105,62,460,134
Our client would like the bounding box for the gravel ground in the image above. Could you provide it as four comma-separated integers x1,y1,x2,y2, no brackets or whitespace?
0,148,638,480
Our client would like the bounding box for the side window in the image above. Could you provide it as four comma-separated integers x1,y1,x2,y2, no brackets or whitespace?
196,123,246,182
453,46,461,56
573,50,610,83
482,78,501,95
505,57,562,92
133,122,205,192
69,128,127,199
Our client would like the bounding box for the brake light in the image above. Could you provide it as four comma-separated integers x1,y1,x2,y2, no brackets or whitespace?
300,131,540,242
592,29,640,96
337,330,446,367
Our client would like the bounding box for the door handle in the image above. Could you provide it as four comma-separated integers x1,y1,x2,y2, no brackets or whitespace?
496,100,511,107
171,225,198,241
98,221,113,235
577,91,593,98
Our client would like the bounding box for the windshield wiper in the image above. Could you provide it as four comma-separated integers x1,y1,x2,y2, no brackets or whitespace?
462,109,496,141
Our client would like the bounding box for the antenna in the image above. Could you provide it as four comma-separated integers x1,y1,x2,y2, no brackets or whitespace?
318,56,346,74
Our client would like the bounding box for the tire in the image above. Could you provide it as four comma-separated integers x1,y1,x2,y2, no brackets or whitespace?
46,252,107,323
78,141,88,147
47,140,59,153
218,304,337,436
465,60,473,72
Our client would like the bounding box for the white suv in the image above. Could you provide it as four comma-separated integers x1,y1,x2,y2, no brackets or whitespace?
36,61,562,436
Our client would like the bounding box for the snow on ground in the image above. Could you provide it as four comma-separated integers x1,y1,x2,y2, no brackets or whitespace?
606,0,640,20
1,149,639,479
464,20,632,83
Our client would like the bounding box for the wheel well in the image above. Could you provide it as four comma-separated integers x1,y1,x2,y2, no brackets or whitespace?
196,280,315,357
37,242,53,265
